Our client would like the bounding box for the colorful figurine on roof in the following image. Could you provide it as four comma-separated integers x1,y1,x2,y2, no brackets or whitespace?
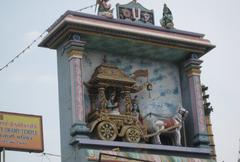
160,3,174,29
96,0,113,18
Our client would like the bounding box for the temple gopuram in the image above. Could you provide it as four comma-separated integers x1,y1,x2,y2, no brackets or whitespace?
39,1,216,161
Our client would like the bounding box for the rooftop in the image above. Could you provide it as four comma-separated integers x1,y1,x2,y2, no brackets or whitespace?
39,10,215,62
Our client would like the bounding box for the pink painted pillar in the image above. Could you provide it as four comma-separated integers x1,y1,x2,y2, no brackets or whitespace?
184,55,209,147
68,49,85,122
65,34,89,137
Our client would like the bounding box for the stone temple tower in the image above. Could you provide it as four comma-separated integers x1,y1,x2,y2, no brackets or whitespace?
39,1,216,161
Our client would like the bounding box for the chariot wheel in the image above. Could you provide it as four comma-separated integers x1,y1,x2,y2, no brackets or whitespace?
125,127,141,143
96,121,118,141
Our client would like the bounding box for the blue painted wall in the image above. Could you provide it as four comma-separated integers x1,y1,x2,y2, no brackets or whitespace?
57,46,76,162
83,51,182,118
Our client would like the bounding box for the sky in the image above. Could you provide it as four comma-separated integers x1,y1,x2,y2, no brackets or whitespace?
0,0,240,162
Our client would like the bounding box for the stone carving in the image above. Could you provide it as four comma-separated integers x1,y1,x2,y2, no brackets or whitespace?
96,0,113,18
160,3,174,29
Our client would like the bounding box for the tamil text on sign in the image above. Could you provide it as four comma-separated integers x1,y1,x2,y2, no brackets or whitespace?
0,112,43,152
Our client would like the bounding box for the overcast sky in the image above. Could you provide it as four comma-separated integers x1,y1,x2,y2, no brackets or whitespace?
0,0,240,162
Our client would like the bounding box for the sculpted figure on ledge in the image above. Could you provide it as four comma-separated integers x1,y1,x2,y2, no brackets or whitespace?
160,3,174,29
96,0,113,18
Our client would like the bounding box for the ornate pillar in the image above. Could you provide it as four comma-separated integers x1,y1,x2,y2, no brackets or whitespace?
65,34,89,137
184,54,209,147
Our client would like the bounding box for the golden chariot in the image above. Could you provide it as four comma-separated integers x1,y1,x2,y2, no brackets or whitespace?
86,63,149,143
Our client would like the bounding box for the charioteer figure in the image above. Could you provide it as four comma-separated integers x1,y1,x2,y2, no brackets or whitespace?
106,90,120,115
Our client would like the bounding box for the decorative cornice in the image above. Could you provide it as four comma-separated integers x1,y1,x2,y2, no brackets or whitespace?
47,11,205,37
71,138,211,157
39,11,215,56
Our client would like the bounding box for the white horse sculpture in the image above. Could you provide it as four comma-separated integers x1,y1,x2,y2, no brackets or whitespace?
145,105,188,146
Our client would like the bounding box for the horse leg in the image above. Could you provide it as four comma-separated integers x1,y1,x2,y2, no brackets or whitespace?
152,134,161,144
174,129,181,146
152,120,164,144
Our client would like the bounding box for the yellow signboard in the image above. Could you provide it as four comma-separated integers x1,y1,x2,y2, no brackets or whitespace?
0,111,44,152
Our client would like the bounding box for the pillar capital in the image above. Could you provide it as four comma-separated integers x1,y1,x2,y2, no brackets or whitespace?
184,58,203,77
63,33,86,59
67,49,84,59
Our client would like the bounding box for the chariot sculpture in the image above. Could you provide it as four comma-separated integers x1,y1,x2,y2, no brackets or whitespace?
86,63,188,145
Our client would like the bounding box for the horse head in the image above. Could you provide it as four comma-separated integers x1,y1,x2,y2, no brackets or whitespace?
175,105,189,122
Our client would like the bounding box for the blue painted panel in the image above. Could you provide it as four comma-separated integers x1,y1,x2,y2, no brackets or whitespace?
83,51,182,118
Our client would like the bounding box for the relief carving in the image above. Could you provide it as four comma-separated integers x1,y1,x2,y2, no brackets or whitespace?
85,62,187,146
